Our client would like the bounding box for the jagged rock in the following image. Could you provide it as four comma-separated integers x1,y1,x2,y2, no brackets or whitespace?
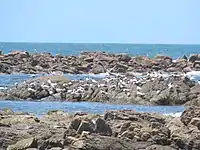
0,114,40,125
194,60,200,68
35,89,49,99
0,108,15,115
190,117,200,129
146,145,176,150
0,51,199,74
84,57,94,62
48,147,62,150
189,54,200,62
94,118,112,136
7,137,37,150
91,64,106,74
118,54,131,62
181,106,200,125
0,71,199,106
76,120,95,134
69,118,82,131
71,135,152,150
19,89,32,99
2,109,200,149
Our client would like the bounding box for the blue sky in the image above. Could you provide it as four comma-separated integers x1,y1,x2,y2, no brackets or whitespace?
0,0,200,44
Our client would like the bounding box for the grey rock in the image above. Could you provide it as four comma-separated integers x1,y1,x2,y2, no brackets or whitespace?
7,137,37,150
76,120,95,134
94,118,112,136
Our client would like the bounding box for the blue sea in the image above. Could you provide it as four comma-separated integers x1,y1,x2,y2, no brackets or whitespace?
1,42,200,59
0,42,199,115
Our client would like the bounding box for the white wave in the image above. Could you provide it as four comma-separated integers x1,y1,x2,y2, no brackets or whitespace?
186,71,200,81
88,73,110,78
0,87,7,90
163,112,182,117
186,71,200,77
172,59,177,63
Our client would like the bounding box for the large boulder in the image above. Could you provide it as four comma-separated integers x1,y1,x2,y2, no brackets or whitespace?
91,63,106,74
0,113,40,125
180,106,200,126
7,137,37,150
118,54,131,62
94,118,112,136
71,135,152,150
189,54,200,63
154,55,173,65
76,119,95,134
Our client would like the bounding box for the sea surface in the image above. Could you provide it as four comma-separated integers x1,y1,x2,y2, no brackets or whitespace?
0,100,184,117
1,42,200,59
0,42,200,115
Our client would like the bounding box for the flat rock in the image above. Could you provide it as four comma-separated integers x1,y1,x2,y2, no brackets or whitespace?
7,137,36,150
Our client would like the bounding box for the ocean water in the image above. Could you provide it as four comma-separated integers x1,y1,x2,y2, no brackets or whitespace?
0,100,185,116
0,42,200,59
0,42,199,115
0,73,190,116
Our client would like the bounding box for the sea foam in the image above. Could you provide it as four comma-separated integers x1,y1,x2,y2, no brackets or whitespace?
163,112,182,117
186,71,200,82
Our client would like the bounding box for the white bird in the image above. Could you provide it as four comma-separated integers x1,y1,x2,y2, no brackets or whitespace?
27,88,36,92
63,83,68,87
0,87,7,90
67,89,72,93
91,79,97,83
47,78,52,84
123,88,130,92
56,88,64,93
136,86,142,90
50,82,57,88
47,79,57,88
156,90,161,94
100,84,107,87
41,84,50,89
137,91,145,96
168,83,173,88
49,90,54,95
68,82,73,86
100,90,108,94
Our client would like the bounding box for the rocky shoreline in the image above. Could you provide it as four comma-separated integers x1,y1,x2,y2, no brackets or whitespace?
1,50,200,149
0,50,200,74
0,107,200,149
1,72,200,106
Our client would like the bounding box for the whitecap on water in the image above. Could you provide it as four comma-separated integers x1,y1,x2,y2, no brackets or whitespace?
172,59,177,63
0,86,7,90
0,101,185,116
87,73,110,78
186,71,200,82
163,112,182,117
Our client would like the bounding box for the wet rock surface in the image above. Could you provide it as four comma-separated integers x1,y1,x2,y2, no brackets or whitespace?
0,108,200,149
0,51,199,74
1,72,200,106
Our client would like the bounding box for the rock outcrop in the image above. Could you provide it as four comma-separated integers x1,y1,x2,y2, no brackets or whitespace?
1,73,200,106
1,108,200,149
0,51,199,74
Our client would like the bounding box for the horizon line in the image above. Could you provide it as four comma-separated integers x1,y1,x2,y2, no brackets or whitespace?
0,41,200,45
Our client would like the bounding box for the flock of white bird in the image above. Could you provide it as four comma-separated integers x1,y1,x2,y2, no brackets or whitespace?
10,70,200,100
